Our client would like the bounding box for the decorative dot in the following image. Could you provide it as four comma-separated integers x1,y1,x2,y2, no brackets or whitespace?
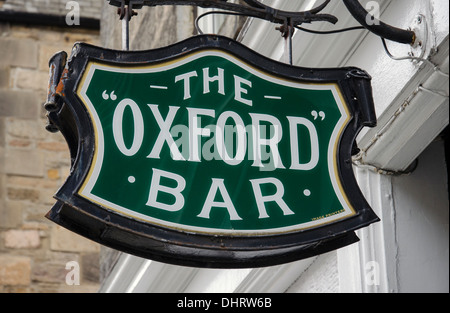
128,176,136,183
303,189,311,197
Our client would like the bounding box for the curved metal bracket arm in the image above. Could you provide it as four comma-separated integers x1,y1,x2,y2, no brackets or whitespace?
107,0,338,26
342,0,415,45
108,0,416,46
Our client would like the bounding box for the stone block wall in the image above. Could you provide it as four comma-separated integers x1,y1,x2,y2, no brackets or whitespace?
1,1,248,291
0,19,101,292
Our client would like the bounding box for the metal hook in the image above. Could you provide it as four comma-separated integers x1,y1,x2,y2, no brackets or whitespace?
276,18,295,65
117,1,138,51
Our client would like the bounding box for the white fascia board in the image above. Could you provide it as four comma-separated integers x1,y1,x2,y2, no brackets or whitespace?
99,252,315,293
99,253,146,293
99,253,200,293
234,258,316,293
358,37,449,171
338,168,398,293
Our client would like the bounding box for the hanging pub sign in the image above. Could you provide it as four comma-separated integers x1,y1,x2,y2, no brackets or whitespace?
44,35,379,268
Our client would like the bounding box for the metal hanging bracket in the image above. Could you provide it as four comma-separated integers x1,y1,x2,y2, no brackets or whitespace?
108,0,338,27
108,0,417,54
108,0,338,57
275,18,295,65
116,1,138,50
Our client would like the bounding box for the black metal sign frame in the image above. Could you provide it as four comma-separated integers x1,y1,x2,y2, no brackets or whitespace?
45,35,379,268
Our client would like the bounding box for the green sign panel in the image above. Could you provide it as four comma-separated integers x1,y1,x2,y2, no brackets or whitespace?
45,36,378,267
78,50,353,234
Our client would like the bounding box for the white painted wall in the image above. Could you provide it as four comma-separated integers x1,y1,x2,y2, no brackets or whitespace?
392,140,449,292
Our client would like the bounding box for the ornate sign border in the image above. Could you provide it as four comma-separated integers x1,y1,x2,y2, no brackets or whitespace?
45,35,379,268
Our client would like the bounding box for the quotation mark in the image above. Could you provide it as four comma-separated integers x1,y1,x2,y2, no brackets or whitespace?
102,90,117,101
311,110,325,121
